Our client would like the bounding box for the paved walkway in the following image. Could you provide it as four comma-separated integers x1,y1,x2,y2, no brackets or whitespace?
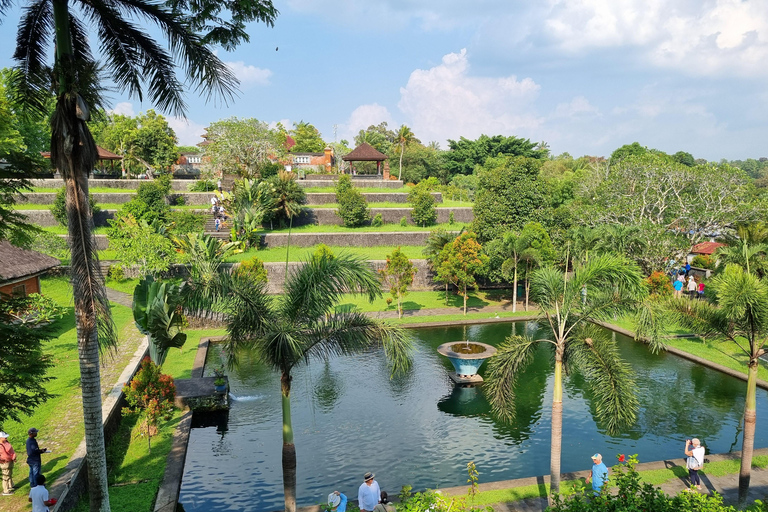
106,287,133,307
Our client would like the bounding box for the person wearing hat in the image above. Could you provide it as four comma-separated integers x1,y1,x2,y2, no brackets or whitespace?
327,490,347,512
0,431,17,495
26,428,47,488
357,472,381,512
585,453,608,496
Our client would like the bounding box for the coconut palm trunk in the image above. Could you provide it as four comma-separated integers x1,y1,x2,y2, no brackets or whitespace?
550,347,564,497
281,371,296,512
739,358,758,503
512,262,518,313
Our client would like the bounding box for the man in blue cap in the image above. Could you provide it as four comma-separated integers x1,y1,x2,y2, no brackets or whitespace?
585,453,608,495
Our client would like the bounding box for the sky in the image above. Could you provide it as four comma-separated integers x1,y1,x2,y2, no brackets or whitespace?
1,0,768,160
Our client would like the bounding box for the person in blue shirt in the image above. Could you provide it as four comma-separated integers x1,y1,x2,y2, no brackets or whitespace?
327,491,347,512
26,428,46,488
586,453,608,495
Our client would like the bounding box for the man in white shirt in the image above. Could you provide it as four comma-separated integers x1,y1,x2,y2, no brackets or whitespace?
29,474,55,512
357,472,380,512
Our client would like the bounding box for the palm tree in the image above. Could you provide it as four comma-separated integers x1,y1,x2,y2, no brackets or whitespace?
194,252,411,512
669,264,768,504
423,228,461,305
7,1,249,508
716,240,768,278
485,254,661,502
395,124,415,181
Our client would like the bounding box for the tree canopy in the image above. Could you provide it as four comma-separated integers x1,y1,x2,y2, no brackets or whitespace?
288,121,325,153
203,117,284,178
444,134,548,179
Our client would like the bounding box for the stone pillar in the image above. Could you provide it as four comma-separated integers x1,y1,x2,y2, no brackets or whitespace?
383,161,390,180
324,146,333,173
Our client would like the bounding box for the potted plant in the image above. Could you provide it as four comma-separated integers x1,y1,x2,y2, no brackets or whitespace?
213,367,227,393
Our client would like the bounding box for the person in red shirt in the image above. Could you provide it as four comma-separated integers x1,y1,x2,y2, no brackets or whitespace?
0,431,17,495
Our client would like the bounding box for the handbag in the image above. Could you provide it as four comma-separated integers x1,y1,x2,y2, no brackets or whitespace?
687,455,702,471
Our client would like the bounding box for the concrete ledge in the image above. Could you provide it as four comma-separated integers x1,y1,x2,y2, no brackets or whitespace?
295,207,472,226
51,337,149,512
305,192,442,204
260,231,440,248
299,179,404,189
31,179,191,191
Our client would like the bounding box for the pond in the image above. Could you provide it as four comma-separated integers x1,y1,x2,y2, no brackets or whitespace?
179,322,768,512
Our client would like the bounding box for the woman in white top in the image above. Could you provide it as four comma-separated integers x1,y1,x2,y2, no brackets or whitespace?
685,438,705,489
687,276,697,298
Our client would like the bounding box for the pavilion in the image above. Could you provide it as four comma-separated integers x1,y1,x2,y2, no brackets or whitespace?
342,142,389,176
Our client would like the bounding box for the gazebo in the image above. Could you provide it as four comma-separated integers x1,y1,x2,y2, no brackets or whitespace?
342,142,388,176
42,145,123,176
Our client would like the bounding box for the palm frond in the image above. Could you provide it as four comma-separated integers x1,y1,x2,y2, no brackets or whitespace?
302,312,413,376
221,272,274,343
567,324,638,435
280,252,381,324
12,0,54,118
484,335,541,423
529,266,564,309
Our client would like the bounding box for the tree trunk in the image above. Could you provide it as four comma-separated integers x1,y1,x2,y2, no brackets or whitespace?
397,292,402,319
512,263,518,313
281,372,297,512
738,359,758,504
463,284,467,315
549,347,564,504
52,0,113,509
398,144,404,181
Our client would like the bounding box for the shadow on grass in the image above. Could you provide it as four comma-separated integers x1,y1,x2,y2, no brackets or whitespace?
664,459,691,487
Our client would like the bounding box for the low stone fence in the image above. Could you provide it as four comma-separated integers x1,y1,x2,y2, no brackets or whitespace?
305,192,442,204
297,207,472,226
22,209,117,227
31,179,191,191
299,179,403,189
259,231,438,248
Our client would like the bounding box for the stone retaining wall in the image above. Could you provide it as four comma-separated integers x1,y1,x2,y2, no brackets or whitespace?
305,192,442,204
299,179,403,188
22,209,116,227
259,231,438,247
31,178,191,191
297,207,472,226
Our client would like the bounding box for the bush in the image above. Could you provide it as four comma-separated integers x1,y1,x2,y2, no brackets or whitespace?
189,180,216,192
51,186,101,227
692,254,715,270
313,244,336,260
233,256,268,283
449,211,455,225
172,194,186,206
372,213,383,227
168,211,206,235
400,216,408,227
122,357,176,452
408,188,437,227
116,179,172,225
645,271,673,298
258,161,282,179
335,174,354,195
336,189,370,227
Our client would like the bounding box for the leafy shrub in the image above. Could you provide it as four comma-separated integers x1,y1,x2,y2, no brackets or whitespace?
645,271,673,297
408,188,437,227
107,265,125,281
171,194,187,206
449,211,455,225
336,189,370,227
335,174,354,195
258,171,306,228
115,179,172,225
400,216,408,227
0,293,64,325
189,180,216,192
122,356,176,452
168,211,206,235
258,161,282,179
692,254,715,270
51,186,101,227
313,244,335,260
233,256,268,283
371,213,383,227
28,230,70,259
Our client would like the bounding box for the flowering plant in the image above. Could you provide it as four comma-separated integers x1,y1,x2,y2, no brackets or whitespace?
122,356,176,452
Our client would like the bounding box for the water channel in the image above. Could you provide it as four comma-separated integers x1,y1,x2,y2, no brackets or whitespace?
179,321,768,512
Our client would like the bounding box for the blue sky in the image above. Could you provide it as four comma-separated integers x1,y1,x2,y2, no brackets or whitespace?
2,0,767,160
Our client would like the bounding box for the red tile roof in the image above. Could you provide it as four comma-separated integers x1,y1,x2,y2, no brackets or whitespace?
41,146,122,161
691,242,726,255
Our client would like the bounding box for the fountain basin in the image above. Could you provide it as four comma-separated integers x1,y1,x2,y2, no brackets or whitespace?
437,341,497,384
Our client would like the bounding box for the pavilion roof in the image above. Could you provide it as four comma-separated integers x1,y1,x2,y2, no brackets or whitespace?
342,142,388,162
690,242,726,255
41,145,122,161
0,241,60,282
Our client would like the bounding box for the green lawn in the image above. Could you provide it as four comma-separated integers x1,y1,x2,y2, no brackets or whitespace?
263,222,467,233
336,289,514,313
225,245,428,262
308,200,473,208
105,277,140,295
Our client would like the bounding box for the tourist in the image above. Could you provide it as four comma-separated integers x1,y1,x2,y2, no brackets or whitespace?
210,195,218,207
585,453,608,495
327,491,347,512
685,262,691,276
677,271,686,284
373,491,396,512
685,438,705,490
217,179,222,193
26,428,47,488
28,474,55,512
698,281,705,300
214,217,221,232
687,276,697,299
358,472,381,512
0,431,17,495
673,278,684,298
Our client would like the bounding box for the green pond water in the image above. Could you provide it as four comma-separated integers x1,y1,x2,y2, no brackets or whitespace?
179,321,768,512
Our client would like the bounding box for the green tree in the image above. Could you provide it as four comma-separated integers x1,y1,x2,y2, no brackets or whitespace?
51,186,100,227
485,254,659,501
6,0,273,504
444,134,547,179
258,171,306,228
609,141,648,162
109,215,175,277
423,228,460,304
0,314,54,426
335,176,370,227
0,68,52,155
668,264,768,504
436,232,488,315
121,357,176,452
289,120,325,153
501,222,555,312
472,156,548,242
132,276,187,366
395,124,417,181
408,188,437,227
189,252,411,512
203,117,284,178
379,247,417,318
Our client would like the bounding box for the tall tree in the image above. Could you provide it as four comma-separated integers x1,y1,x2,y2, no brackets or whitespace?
669,264,768,504
485,254,660,502
395,124,416,181
5,0,275,509
289,120,325,153
379,247,417,318
203,117,284,178
444,134,547,179
189,253,411,512
436,232,488,315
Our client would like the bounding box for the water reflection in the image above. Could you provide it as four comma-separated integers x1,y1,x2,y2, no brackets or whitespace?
179,321,768,512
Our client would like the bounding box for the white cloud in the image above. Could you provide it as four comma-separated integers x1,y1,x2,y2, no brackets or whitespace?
225,61,272,88
340,104,394,142
109,102,135,116
397,49,542,146
552,96,600,118
167,117,208,147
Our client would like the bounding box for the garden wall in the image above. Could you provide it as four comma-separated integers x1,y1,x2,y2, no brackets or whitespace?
31,179,191,191
22,209,116,227
305,192,442,204
259,231,439,247
296,207,472,226
299,179,403,189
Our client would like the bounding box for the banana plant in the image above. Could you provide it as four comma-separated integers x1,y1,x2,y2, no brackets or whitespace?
133,276,187,366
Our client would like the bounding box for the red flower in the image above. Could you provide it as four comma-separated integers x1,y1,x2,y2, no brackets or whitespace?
619,454,625,463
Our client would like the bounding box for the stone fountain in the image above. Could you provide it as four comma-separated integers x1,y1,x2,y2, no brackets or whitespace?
437,341,497,384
